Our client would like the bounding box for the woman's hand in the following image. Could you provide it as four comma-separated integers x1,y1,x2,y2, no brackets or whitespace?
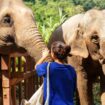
42,48,50,58
35,48,50,69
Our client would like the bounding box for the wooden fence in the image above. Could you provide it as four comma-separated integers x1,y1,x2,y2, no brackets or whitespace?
0,52,43,105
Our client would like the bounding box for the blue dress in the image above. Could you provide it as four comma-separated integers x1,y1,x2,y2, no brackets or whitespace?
36,62,76,105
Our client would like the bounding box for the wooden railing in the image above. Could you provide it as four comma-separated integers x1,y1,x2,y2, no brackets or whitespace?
0,52,43,105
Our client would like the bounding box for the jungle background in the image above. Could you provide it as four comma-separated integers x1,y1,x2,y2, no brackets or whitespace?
24,0,105,104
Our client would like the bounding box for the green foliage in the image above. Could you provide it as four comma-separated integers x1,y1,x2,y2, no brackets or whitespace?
93,83,101,105
38,8,67,43
25,0,84,43
72,0,105,10
24,0,35,3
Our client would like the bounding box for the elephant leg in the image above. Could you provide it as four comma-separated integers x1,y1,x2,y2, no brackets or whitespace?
87,80,94,105
75,89,80,105
77,71,93,105
100,73,105,105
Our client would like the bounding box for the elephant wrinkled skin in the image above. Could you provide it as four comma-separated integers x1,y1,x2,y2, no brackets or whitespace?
0,0,49,61
48,9,105,105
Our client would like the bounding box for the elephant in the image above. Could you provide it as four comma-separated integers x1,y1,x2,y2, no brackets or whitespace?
0,0,52,104
0,0,50,62
48,9,105,105
0,1,52,105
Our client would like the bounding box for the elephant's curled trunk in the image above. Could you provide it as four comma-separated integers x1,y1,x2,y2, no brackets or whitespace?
16,19,52,62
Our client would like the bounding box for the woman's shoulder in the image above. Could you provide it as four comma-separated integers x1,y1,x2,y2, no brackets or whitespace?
67,64,75,70
36,62,48,69
50,62,74,67
68,65,76,77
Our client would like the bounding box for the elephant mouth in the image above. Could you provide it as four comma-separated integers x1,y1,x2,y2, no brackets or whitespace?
5,35,15,43
0,34,15,46
0,35,26,54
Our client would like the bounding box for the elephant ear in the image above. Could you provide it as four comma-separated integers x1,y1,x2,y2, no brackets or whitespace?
69,24,89,58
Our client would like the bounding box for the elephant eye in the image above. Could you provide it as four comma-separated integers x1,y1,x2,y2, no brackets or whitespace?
1,14,13,27
91,35,99,44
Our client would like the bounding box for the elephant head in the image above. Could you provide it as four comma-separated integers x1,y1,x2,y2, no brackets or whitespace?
61,9,105,105
0,0,49,61
62,9,105,77
64,9,105,62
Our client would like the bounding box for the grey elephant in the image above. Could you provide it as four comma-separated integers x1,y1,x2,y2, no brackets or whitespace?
48,9,105,105
0,0,50,61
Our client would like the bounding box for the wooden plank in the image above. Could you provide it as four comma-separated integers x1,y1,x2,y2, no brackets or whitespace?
18,83,23,105
2,87,11,105
10,70,35,86
1,55,11,105
11,86,16,105
35,73,38,91
2,71,11,105
28,77,34,98
9,52,28,57
11,70,35,78
24,79,29,99
18,57,22,72
1,55,10,71
24,70,35,79
10,78,23,86
11,57,15,73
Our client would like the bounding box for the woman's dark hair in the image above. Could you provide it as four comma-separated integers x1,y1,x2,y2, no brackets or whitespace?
51,41,70,60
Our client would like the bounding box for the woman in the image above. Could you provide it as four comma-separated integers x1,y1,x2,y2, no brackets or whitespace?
35,41,76,105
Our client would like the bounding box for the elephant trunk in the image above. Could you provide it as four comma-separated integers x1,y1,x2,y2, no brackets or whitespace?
15,16,51,62
102,64,105,75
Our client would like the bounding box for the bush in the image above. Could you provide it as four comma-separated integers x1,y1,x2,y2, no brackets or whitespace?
25,0,84,43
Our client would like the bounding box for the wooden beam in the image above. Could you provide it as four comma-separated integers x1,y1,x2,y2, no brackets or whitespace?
10,70,35,86
10,78,23,86
1,55,11,105
1,55,10,70
11,86,16,105
18,83,23,105
10,52,28,57
2,71,11,105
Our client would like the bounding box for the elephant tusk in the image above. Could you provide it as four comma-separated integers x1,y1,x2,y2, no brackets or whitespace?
98,52,105,64
99,58,104,64
99,58,105,75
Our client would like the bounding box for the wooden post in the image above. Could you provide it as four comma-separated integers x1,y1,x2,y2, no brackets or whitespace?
24,79,29,99
18,83,23,105
1,55,11,105
11,86,16,105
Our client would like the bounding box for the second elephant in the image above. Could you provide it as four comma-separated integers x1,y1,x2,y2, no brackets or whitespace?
48,9,105,105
